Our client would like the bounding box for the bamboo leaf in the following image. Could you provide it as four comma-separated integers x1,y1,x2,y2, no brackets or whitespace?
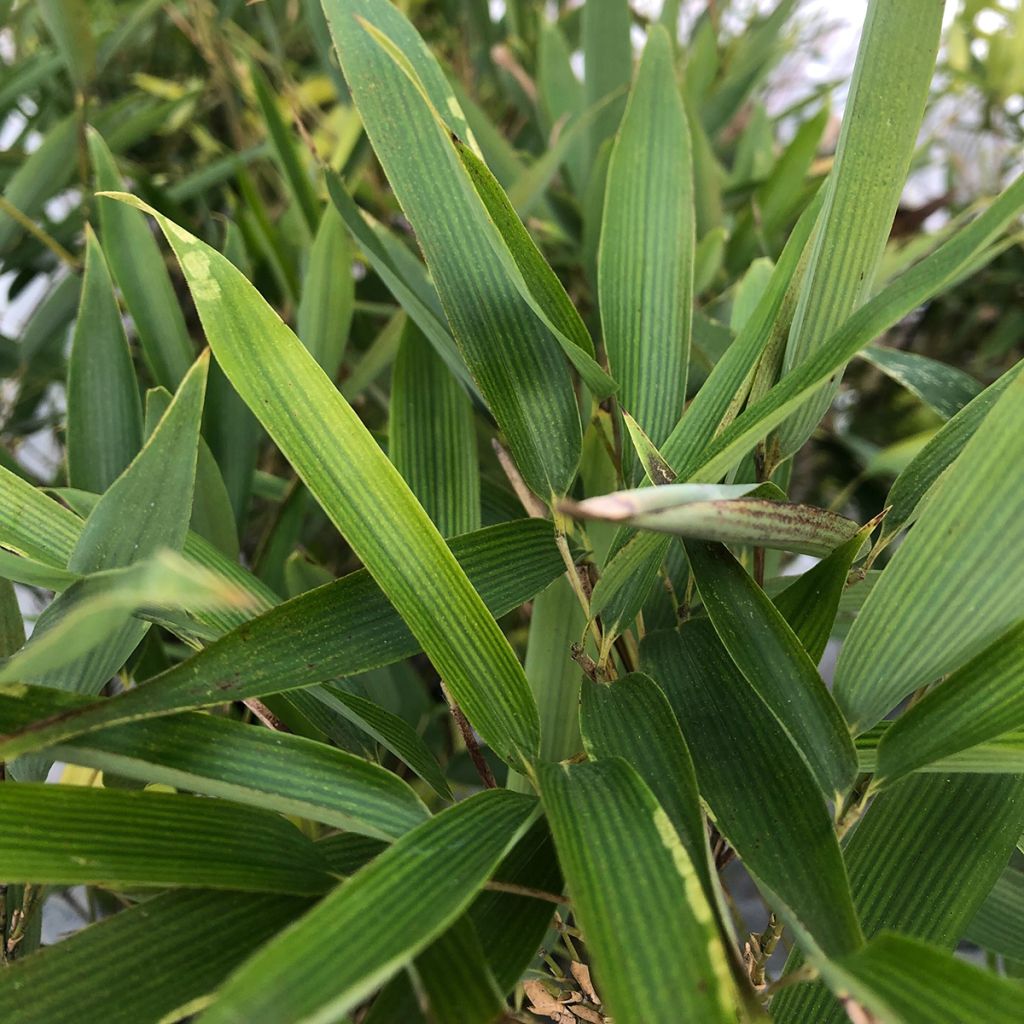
88,126,194,389
599,25,694,457
860,345,982,420
297,203,354,378
0,552,256,680
102,194,541,772
322,0,581,499
0,687,427,840
197,790,538,1024
314,684,452,801
453,138,617,399
772,773,1024,1022
326,176,474,396
856,722,1024,775
772,520,877,664
642,623,863,958
581,0,632,166
775,0,945,454
0,784,333,894
539,758,738,1024
250,63,320,235
683,173,1024,485
390,321,480,539
38,0,96,89
875,620,1024,783
822,933,1024,1024
0,520,561,760
0,890,310,1024
580,673,717,904
836,370,1024,732
145,386,239,558
685,539,857,797
570,485,859,557
66,226,143,494
877,360,1024,551
964,867,1024,962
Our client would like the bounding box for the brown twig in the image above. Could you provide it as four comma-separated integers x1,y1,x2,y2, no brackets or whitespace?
491,438,547,519
442,683,496,788
243,698,289,732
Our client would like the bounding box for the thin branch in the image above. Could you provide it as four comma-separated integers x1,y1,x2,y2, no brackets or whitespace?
484,880,567,906
442,683,496,788
0,195,80,271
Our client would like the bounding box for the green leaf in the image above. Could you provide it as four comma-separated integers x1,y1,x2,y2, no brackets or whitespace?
0,783,332,894
250,62,321,234
599,25,694,456
536,21,586,192
772,773,1024,1022
0,688,428,840
682,173,1024,485
66,226,143,494
570,484,860,557
522,575,585,766
0,890,310,1024
145,386,239,558
453,137,617,399
103,195,541,772
38,0,95,89
412,918,505,1024
539,759,737,1024
964,867,1024,961
772,521,877,664
314,684,452,801
297,203,354,377
877,360,1024,551
0,552,255,680
875,620,1024,782
836,370,1024,732
0,520,561,760
775,0,945,454
322,0,581,499
860,345,982,420
685,540,857,797
581,0,632,166
197,789,538,1024
580,673,717,905
642,623,863,958
832,933,1024,1024
88,126,194,389
0,115,78,254
326,176,477,399
856,722,1024,775
390,321,480,539
68,352,207,575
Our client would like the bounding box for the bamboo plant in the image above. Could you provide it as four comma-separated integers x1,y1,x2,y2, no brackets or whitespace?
1,1,1023,1022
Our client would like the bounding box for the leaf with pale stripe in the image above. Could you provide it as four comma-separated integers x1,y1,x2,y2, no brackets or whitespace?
643,624,863,958
540,759,737,1024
